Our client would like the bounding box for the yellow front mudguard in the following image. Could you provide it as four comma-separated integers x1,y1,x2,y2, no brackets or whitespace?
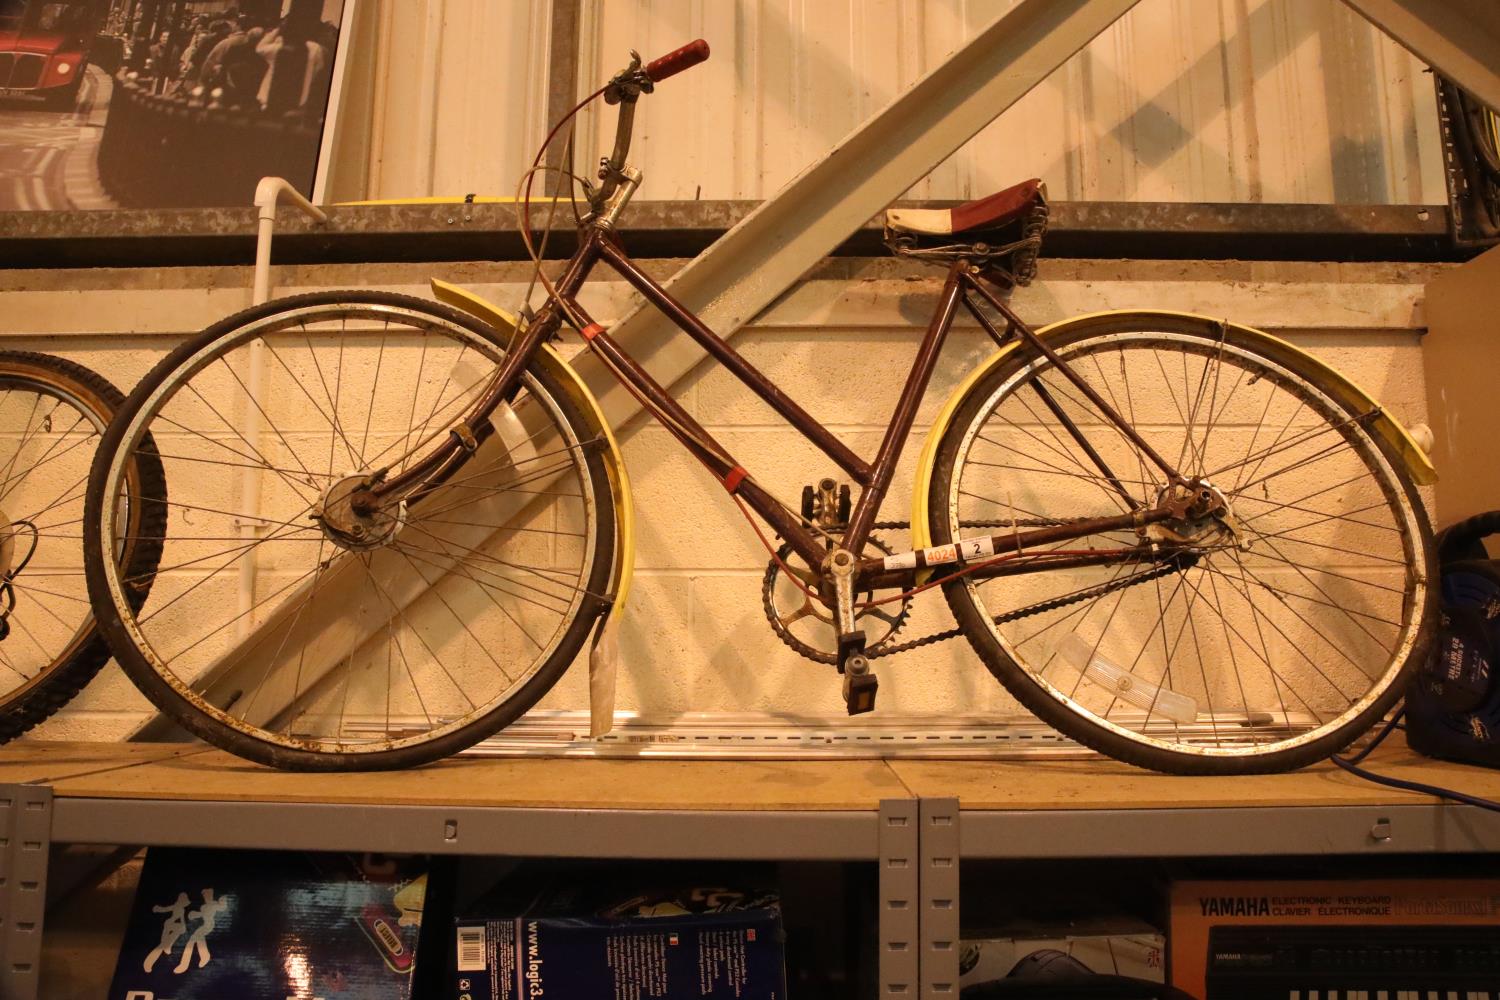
428,279,635,617
910,309,1437,554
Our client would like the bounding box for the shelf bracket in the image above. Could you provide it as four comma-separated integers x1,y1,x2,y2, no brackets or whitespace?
0,783,51,1000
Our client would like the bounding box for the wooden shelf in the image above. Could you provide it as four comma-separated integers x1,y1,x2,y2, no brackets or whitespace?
888,744,1500,812
5,741,908,812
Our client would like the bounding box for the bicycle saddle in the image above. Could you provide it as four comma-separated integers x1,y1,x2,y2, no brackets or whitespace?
883,178,1049,285
884,178,1045,235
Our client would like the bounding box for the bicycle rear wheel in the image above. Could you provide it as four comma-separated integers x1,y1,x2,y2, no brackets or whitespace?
0,352,166,741
929,313,1435,774
84,292,615,770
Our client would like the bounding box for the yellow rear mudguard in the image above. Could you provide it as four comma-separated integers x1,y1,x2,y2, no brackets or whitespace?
910,309,1436,553
429,278,635,616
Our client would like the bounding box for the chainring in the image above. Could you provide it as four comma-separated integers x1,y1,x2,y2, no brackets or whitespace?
762,535,911,665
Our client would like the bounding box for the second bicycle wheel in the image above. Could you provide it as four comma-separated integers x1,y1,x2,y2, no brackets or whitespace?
929,312,1435,774
0,352,165,740
84,292,616,770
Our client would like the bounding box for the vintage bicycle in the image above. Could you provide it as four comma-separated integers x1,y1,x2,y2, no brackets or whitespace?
83,41,1437,773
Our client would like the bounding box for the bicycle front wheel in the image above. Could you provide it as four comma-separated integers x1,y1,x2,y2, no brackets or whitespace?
929,313,1435,774
84,292,615,770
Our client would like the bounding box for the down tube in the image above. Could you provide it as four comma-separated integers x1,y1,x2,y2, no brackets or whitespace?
843,259,967,553
565,308,830,570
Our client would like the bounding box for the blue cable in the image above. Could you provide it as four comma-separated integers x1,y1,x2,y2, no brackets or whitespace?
1331,705,1500,813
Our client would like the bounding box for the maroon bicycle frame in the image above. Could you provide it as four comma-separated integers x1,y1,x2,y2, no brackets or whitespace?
372,222,1178,590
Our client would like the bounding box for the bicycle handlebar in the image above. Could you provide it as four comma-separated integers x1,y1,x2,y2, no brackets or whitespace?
593,41,709,212
645,39,710,82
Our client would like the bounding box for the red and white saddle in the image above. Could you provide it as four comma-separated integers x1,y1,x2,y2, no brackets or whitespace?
885,178,1045,236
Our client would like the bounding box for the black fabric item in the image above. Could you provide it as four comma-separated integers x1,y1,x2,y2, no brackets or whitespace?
1407,514,1500,766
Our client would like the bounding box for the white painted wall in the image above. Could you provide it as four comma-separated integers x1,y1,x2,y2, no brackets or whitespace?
0,257,1439,740
346,0,1444,205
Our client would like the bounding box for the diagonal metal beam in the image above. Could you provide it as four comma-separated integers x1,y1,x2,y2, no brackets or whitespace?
1340,0,1500,112
566,0,1142,428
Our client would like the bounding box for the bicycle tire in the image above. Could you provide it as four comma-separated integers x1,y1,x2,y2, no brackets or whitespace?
0,351,167,741
84,291,615,770
928,313,1436,774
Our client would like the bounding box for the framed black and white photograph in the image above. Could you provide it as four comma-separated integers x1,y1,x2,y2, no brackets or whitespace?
0,0,354,210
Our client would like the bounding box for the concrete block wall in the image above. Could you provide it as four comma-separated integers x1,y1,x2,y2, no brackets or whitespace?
0,256,1441,740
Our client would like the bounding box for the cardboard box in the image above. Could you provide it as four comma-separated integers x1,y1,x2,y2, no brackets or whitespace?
1169,878,1500,998
109,847,427,1000
959,914,1166,986
452,881,787,1000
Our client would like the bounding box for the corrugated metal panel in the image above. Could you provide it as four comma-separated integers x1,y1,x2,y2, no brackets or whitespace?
359,0,1444,205
362,0,552,199
579,0,1445,204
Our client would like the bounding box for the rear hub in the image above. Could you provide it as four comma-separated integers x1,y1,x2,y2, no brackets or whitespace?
1149,479,1244,552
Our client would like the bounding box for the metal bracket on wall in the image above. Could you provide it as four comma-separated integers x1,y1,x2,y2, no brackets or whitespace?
0,783,51,1000
920,798,960,998
879,798,919,997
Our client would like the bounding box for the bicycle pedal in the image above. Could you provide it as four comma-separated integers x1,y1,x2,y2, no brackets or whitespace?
836,631,866,674
842,653,878,715
802,477,852,530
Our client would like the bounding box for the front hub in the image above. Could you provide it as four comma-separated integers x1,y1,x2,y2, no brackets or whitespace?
316,475,402,550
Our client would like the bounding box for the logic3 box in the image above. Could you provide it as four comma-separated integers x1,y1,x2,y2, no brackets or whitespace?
109,847,427,1000
453,880,787,1000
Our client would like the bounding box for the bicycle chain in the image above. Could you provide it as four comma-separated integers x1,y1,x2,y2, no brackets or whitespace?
763,519,1181,663
866,559,1187,660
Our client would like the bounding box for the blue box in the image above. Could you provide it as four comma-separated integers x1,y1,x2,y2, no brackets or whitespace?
109,847,427,1000
452,882,787,1000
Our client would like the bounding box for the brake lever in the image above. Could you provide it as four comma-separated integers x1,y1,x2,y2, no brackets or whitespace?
603,50,653,105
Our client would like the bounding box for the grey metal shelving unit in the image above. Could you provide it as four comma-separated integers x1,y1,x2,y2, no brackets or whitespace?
0,744,938,1000
6,744,1500,999
892,755,1500,992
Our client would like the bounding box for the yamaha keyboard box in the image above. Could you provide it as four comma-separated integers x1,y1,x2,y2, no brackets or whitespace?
1170,879,1500,998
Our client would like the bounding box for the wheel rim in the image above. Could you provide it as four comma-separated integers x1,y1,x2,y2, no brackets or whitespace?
96,303,603,758
947,327,1427,760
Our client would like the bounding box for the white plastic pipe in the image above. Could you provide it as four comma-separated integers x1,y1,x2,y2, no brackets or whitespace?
239,178,328,636
253,176,327,304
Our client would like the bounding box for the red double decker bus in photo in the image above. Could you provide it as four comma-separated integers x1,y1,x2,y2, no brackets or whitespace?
0,1,104,108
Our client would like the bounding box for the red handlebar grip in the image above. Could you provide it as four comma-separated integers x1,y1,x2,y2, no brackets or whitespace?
645,39,710,83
